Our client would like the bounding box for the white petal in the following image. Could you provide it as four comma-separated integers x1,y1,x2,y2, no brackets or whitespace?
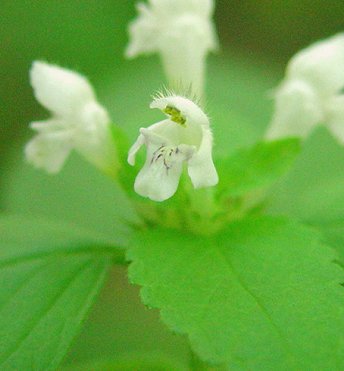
161,13,217,96
326,95,344,144
126,0,217,57
149,0,214,15
266,80,323,140
188,125,218,188
30,120,69,134
129,94,217,201
151,95,209,127
159,34,206,97
195,0,216,17
30,61,96,117
287,33,344,98
125,3,159,58
128,133,145,166
147,119,187,146
151,95,207,149
134,143,194,202
25,130,72,174
149,0,218,49
79,101,110,129
160,5,218,98
126,0,218,96
72,101,118,173
134,159,182,202
128,121,178,166
75,101,110,148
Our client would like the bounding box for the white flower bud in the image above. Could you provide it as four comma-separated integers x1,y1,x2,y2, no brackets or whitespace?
128,95,218,202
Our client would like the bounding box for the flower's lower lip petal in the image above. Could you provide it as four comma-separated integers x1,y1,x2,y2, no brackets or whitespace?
134,142,191,202
134,162,183,202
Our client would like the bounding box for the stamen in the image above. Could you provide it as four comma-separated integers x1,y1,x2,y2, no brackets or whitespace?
163,105,186,127
151,145,179,173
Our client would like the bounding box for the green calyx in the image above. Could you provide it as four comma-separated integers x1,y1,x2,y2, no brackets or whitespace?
163,105,186,127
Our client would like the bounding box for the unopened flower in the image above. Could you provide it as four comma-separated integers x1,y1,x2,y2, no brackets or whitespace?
126,0,218,98
128,95,218,201
25,61,118,175
266,34,344,143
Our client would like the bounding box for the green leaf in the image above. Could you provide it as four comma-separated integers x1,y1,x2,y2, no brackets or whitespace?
63,354,188,371
61,268,191,370
2,151,140,247
216,139,301,198
268,128,344,224
127,217,344,370
316,221,344,266
0,215,119,371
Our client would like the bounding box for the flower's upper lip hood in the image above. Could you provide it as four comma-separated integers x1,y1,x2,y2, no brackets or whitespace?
150,95,209,127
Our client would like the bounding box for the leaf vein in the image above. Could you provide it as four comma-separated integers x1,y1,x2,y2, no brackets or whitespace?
0,259,94,366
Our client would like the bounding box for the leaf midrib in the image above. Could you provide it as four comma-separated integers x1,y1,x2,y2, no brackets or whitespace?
213,243,298,369
0,259,97,366
46,260,109,371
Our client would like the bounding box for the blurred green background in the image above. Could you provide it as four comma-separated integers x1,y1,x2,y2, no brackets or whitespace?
1,0,344,369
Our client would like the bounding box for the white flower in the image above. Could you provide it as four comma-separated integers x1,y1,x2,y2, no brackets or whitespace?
126,0,218,98
128,95,218,201
266,34,344,143
25,61,118,175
